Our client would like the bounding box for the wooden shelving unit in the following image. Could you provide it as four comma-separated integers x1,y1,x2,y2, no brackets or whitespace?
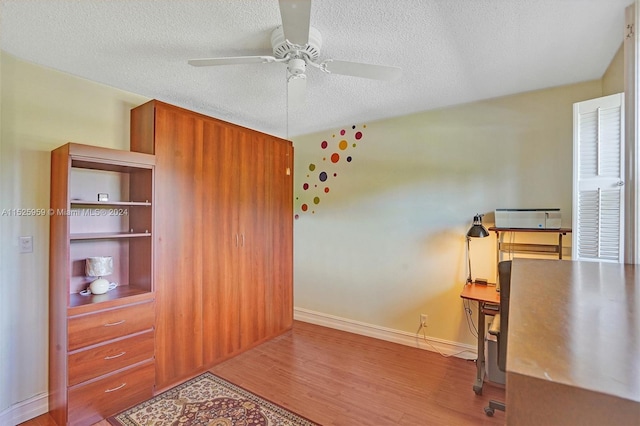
49,142,157,425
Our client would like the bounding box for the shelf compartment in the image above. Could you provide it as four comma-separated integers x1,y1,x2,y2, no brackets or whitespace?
497,242,561,255
69,286,152,309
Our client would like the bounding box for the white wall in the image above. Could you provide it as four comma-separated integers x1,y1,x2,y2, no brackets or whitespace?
0,52,149,423
292,80,604,347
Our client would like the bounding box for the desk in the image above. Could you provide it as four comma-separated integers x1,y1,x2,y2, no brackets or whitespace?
460,283,500,395
507,259,640,424
488,227,571,260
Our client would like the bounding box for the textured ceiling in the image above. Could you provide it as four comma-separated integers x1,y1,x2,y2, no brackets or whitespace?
0,0,631,138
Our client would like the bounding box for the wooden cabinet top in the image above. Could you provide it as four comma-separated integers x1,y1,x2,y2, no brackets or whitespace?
56,142,155,170
509,258,640,403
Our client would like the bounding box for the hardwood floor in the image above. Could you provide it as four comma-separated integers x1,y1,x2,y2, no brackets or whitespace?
22,321,505,425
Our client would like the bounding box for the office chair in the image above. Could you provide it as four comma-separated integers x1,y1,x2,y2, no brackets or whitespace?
484,260,511,417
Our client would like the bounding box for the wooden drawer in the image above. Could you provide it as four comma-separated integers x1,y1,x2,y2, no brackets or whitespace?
68,301,155,351
68,361,154,426
68,330,154,386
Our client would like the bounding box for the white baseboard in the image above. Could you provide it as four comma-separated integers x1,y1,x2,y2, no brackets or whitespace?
0,392,48,426
293,307,476,360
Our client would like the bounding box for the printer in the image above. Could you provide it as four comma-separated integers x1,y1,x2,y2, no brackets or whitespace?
494,208,561,229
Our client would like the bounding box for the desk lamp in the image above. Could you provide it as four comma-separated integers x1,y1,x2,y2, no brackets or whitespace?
85,256,113,295
466,214,489,284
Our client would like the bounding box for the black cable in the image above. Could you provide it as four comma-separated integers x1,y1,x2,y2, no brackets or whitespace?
463,299,478,338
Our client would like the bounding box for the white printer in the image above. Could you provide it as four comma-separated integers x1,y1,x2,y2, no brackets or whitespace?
494,208,561,229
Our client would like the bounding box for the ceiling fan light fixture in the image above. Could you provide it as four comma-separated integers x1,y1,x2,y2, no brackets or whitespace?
287,58,307,75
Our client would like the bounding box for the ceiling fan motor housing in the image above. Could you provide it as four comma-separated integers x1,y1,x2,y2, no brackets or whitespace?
271,26,322,61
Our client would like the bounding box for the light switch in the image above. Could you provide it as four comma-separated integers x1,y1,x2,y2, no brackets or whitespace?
19,236,33,253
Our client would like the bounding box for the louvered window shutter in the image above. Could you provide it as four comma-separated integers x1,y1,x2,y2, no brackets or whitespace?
572,93,625,262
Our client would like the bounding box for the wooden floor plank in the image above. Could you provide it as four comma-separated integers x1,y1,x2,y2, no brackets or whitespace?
21,321,505,425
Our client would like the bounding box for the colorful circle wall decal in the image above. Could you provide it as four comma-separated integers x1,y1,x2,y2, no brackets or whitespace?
295,123,366,219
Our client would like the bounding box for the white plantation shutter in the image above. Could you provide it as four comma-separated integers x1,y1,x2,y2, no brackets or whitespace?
572,93,625,262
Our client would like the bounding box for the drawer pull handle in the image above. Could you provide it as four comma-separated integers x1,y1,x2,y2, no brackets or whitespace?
104,320,125,327
104,351,126,360
105,383,126,393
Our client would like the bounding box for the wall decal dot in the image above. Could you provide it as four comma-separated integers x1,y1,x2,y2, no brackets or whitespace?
301,204,308,211
303,183,309,190
340,129,346,136
309,163,316,171
353,143,357,147
313,197,320,204
352,125,356,129
334,173,337,177
347,156,352,162
295,214,299,220
331,153,340,163
355,131,363,140
321,141,328,149
324,187,330,193
339,140,348,150
319,171,327,182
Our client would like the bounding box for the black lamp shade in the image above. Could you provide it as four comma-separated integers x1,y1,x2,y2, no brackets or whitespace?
467,214,489,238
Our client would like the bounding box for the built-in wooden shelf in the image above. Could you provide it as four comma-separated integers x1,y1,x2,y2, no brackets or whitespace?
70,232,151,240
69,286,152,310
70,200,152,206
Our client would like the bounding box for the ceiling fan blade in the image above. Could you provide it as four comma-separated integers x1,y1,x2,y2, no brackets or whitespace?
323,60,402,81
287,74,307,108
278,0,311,46
188,56,277,67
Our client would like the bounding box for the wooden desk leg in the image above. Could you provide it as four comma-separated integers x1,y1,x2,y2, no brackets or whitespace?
473,304,486,395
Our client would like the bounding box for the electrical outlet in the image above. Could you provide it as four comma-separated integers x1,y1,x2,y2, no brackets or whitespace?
420,314,428,327
19,236,33,253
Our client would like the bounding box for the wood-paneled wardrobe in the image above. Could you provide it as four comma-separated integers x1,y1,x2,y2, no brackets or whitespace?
131,100,293,389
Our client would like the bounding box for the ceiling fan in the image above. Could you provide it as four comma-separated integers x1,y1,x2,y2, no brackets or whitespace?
188,0,402,107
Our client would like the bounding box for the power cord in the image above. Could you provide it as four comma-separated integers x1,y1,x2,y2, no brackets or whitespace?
463,299,478,338
415,323,476,358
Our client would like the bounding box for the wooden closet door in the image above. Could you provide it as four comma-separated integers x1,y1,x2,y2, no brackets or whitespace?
266,138,294,335
237,132,270,348
202,120,241,364
153,105,204,387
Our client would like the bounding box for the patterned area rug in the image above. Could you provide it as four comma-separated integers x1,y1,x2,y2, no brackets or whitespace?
108,372,318,426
